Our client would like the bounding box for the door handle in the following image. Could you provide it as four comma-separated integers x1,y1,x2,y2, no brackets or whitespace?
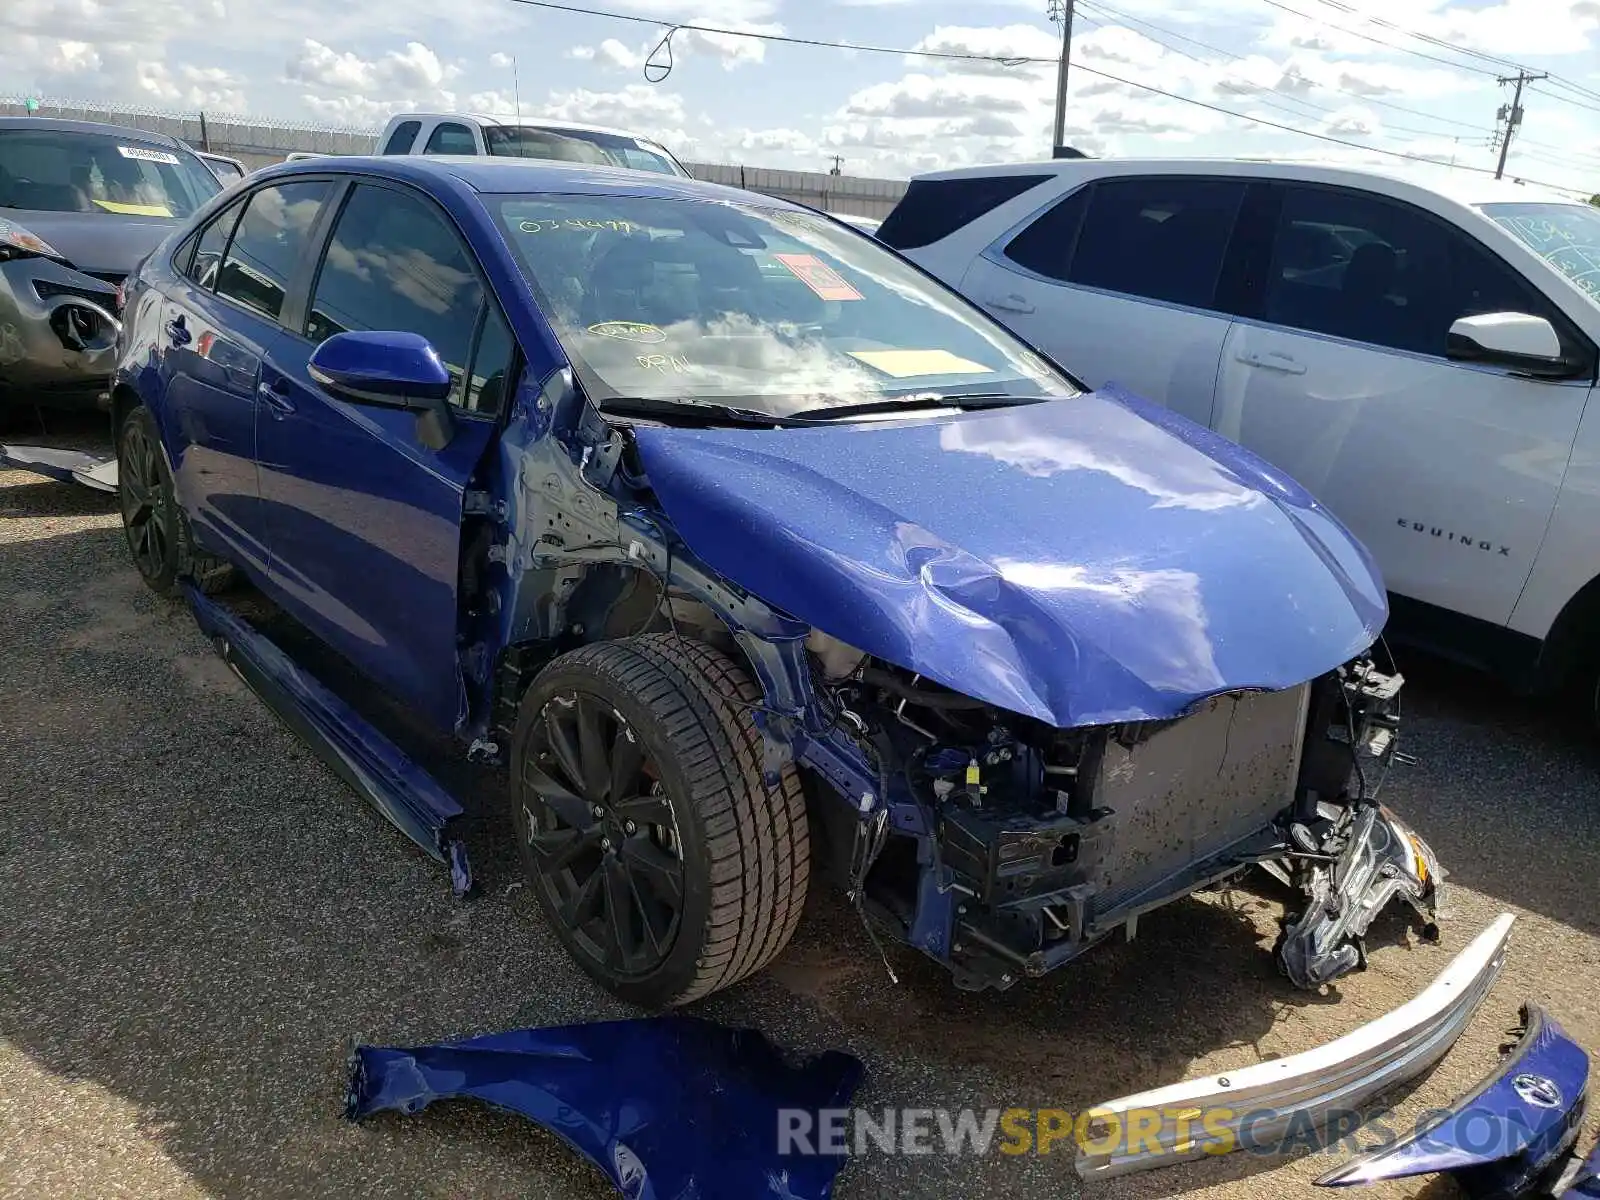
984,293,1035,314
164,316,191,347
257,377,296,416
1236,349,1307,376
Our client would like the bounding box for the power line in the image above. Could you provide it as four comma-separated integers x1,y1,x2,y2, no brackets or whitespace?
503,0,1589,192
506,0,1060,65
1528,84,1600,116
1073,0,1494,140
1251,0,1504,79
1297,0,1600,113
1076,0,1592,171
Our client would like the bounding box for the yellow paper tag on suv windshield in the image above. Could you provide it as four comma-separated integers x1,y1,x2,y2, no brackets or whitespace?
848,349,991,378
91,199,173,217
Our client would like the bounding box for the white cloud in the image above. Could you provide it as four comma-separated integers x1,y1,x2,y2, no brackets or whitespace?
1323,105,1382,136
488,51,513,69
286,39,457,95
538,83,702,153
0,0,246,111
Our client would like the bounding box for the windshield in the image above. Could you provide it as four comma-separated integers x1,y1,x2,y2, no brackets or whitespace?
1481,202,1600,307
496,194,1075,417
485,126,685,176
0,129,220,218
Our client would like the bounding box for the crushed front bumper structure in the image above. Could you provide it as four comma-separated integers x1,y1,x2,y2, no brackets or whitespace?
1075,912,1516,1180
0,256,120,406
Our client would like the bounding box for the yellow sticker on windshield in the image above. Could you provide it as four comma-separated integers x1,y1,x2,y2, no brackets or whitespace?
91,199,173,217
848,350,991,377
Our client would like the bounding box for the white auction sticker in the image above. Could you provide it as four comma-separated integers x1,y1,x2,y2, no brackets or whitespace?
117,145,181,165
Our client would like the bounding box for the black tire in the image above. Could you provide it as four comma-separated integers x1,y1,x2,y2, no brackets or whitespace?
117,405,234,598
511,633,809,1008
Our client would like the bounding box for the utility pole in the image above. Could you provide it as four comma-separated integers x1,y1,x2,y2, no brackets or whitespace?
1047,0,1075,156
828,155,844,176
1493,69,1547,180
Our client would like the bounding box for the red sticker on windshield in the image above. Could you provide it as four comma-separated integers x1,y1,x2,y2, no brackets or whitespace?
774,253,862,301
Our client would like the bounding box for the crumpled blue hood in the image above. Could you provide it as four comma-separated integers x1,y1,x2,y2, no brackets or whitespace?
631,385,1388,728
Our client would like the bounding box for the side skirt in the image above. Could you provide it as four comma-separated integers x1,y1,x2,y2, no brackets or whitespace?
184,584,473,897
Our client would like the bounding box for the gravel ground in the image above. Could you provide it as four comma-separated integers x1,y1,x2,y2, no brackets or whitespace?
3,412,1598,1200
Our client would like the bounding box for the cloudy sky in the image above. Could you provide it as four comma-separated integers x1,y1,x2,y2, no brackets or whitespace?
3,0,1598,191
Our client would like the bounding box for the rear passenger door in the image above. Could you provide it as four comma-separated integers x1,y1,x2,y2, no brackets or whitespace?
159,179,333,572
958,175,1249,426
1214,182,1595,625
255,179,517,732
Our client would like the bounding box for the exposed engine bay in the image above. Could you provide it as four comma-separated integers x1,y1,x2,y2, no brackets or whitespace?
802,630,1431,992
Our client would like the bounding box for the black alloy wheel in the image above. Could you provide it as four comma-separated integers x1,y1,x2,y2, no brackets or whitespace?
511,635,810,1008
519,694,687,978
118,407,177,592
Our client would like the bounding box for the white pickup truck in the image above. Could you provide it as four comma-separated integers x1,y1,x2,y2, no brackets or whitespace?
880,159,1600,723
373,112,690,177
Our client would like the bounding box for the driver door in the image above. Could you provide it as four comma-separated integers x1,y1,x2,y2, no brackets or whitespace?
255,179,519,732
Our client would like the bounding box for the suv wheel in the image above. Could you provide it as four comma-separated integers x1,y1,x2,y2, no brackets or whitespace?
511,634,809,1008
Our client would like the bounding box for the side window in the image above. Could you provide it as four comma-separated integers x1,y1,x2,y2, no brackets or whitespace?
1264,185,1461,357
382,120,422,155
306,184,487,410
183,198,245,289
423,123,477,155
1001,185,1091,281
1449,236,1560,325
465,303,516,416
214,181,332,321
876,174,1052,251
1067,177,1246,309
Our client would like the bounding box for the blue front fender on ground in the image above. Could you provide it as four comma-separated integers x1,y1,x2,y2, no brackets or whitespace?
344,1016,865,1200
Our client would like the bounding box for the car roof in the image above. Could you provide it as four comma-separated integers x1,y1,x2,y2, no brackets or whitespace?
0,115,187,149
907,156,1582,209
255,153,797,207
387,112,667,142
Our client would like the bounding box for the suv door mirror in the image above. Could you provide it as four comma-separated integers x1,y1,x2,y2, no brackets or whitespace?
308,330,456,448
1447,312,1569,375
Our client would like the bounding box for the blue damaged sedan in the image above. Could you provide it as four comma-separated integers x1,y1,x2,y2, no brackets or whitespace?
110,155,1436,1010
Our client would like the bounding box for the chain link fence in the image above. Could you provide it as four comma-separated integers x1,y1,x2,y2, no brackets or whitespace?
0,95,906,216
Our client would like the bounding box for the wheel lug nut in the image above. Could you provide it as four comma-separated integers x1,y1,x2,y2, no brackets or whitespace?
591,804,604,817
600,837,612,851
623,820,636,835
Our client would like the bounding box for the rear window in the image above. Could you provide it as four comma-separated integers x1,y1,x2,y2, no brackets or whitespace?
484,125,685,176
0,128,220,217
876,175,1050,251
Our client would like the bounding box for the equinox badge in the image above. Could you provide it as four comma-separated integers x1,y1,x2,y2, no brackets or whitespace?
1397,518,1511,556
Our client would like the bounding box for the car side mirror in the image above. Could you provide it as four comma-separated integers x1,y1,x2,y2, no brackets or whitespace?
308,330,457,449
1447,312,1571,377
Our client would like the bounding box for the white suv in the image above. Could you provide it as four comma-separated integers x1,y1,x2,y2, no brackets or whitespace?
882,159,1600,716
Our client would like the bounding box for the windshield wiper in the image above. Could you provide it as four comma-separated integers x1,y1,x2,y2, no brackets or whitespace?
596,395,809,428
786,392,1050,421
